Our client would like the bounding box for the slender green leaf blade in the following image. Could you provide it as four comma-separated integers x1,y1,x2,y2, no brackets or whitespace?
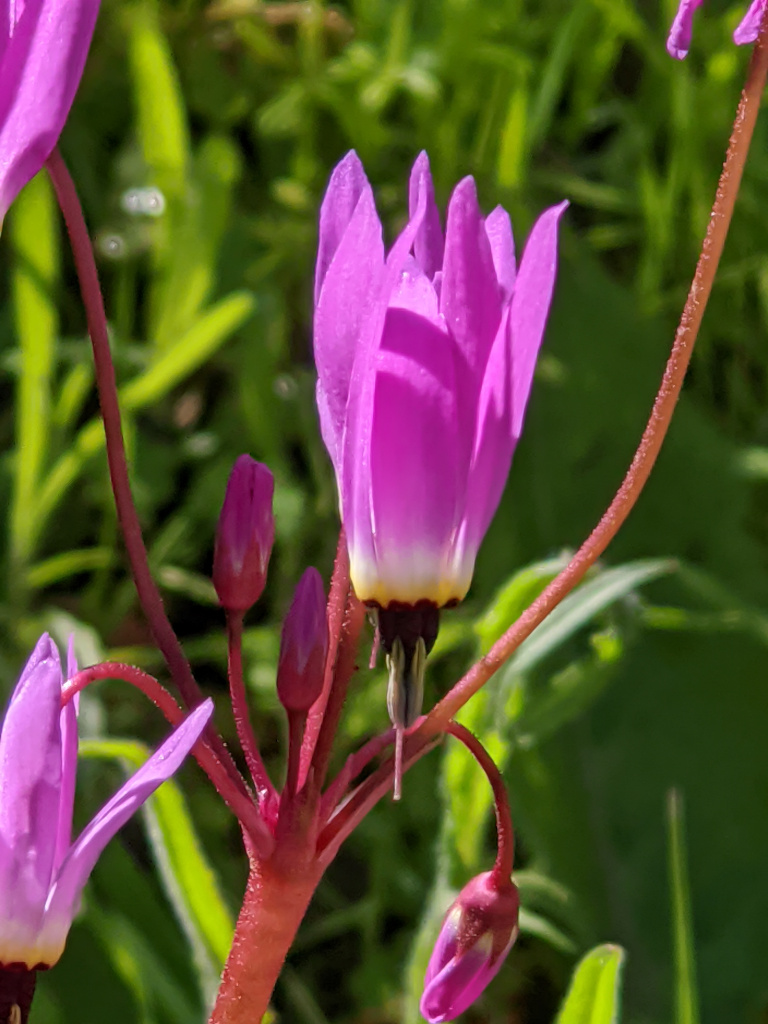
667,789,700,1024
555,944,625,1024
9,172,59,565
80,738,234,1000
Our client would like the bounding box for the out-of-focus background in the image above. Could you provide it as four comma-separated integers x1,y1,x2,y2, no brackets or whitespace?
1,1,767,1021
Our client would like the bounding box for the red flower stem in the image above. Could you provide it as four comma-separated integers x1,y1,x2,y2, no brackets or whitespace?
445,722,514,881
298,531,349,788
307,594,366,791
44,147,247,799
421,16,768,735
283,711,305,799
208,853,323,1024
317,21,768,852
226,610,276,803
320,727,395,820
61,662,273,854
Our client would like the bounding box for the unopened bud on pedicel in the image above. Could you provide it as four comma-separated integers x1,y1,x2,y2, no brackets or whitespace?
213,456,275,612
277,568,328,713
421,872,520,1023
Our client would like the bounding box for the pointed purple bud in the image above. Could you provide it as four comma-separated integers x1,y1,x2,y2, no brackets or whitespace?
213,455,275,613
277,568,329,713
420,872,520,1023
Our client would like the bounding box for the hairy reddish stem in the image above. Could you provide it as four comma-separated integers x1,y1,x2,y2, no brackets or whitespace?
316,20,768,849
227,611,276,804
308,594,366,791
62,662,273,853
421,17,768,732
299,531,349,787
209,854,323,1024
446,722,514,881
44,147,247,799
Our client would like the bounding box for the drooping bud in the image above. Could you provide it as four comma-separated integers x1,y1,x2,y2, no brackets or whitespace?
276,568,329,713
420,871,520,1023
213,455,275,612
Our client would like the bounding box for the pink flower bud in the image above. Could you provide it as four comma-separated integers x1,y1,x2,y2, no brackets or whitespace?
213,456,275,612
420,871,520,1023
277,568,329,713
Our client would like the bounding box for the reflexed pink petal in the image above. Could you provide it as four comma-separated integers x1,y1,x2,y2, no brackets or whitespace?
0,636,63,913
54,640,79,873
485,205,516,301
440,177,502,390
315,151,371,303
341,176,428,567
361,308,460,602
464,307,513,552
0,0,101,220
734,0,768,42
409,151,444,280
45,699,214,926
510,200,568,440
314,164,384,473
666,0,704,58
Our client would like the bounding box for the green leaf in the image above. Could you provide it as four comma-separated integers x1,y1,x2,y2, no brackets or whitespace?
79,738,234,1002
34,292,255,539
500,558,676,679
667,789,700,1024
9,172,59,566
475,554,572,655
121,291,256,410
555,944,625,1024
127,3,190,200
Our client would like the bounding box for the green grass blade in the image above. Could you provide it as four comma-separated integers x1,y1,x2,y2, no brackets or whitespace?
8,173,59,567
80,738,234,1001
555,944,626,1024
667,789,701,1024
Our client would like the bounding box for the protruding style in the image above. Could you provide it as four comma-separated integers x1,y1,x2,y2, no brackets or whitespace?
213,455,275,613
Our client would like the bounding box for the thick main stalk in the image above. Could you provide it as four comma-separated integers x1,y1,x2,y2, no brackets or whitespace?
209,856,322,1024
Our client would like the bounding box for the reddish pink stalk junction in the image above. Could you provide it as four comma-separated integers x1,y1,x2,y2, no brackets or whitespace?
32,12,768,1019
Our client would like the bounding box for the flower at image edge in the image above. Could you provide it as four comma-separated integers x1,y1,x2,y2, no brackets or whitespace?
0,634,212,969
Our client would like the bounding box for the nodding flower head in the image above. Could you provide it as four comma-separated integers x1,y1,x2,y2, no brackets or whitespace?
667,0,767,58
213,455,275,613
313,150,566,729
0,0,102,224
420,871,520,1023
0,634,212,971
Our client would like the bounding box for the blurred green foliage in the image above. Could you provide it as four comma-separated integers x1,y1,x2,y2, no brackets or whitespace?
1,0,768,1021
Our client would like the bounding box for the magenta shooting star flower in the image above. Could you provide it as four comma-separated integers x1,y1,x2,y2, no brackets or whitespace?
667,0,767,58
0,0,101,225
421,871,520,1023
0,634,212,977
313,150,566,734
